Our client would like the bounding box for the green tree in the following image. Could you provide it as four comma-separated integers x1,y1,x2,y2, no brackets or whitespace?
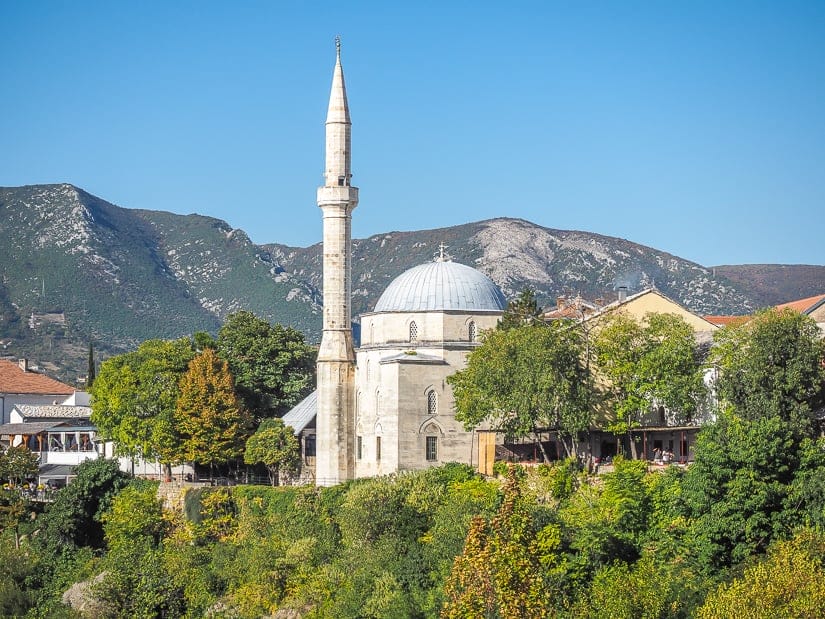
92,537,186,619
442,469,552,618
175,348,251,472
449,322,591,458
87,340,96,387
0,490,28,550
90,338,195,470
696,528,825,618
0,445,39,486
244,418,301,486
193,330,217,351
499,286,542,330
594,312,705,458
217,311,316,421
37,458,130,552
681,413,799,569
712,308,825,431
102,480,166,550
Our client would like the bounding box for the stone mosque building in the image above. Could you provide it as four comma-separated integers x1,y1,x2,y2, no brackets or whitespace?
283,41,507,486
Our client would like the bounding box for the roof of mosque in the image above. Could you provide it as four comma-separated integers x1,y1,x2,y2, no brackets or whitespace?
281,391,317,435
372,260,507,313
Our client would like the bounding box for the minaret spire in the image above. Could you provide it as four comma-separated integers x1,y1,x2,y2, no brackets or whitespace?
315,38,359,486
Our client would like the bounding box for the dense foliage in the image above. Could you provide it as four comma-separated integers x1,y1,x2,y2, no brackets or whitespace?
449,323,591,457
2,309,822,616
89,337,196,463
244,418,301,486
594,312,706,456
3,445,825,617
175,348,252,469
216,311,316,421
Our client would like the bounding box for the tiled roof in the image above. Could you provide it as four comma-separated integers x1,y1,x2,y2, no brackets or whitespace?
542,298,602,321
0,360,75,396
775,293,825,315
14,404,92,419
703,315,752,327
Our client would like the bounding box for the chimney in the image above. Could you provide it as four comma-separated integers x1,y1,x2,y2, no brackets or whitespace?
617,286,628,303
18,358,28,372
557,296,566,310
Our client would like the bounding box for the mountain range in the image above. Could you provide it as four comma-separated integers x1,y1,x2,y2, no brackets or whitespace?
1,184,822,381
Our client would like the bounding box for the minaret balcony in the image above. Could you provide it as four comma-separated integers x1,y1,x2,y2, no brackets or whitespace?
317,185,359,206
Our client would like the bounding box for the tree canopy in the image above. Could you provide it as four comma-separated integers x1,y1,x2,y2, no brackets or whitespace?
499,286,542,330
594,312,705,457
244,418,301,486
90,338,195,462
174,348,252,468
448,322,591,457
217,311,316,421
0,446,39,486
711,308,825,430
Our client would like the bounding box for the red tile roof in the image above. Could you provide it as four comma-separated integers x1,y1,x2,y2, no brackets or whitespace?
703,315,752,327
775,293,825,314
0,360,75,396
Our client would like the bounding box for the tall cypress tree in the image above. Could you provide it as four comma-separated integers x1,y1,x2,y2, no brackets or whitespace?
87,341,96,388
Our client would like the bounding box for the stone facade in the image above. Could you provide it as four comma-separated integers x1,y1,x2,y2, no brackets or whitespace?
310,43,506,486
315,41,359,486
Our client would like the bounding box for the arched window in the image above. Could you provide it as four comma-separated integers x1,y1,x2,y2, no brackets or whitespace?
369,322,375,344
366,359,371,381
375,391,381,417
469,321,477,342
409,321,418,343
426,436,438,461
427,389,437,415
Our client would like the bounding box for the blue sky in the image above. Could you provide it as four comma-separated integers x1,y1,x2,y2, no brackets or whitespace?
2,1,824,266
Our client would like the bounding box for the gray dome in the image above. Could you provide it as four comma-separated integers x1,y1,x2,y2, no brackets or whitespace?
373,260,506,312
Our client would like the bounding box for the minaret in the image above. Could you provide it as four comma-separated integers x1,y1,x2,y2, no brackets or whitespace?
315,37,358,486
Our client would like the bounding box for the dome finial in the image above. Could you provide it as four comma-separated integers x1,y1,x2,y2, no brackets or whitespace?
335,35,341,59
436,242,450,263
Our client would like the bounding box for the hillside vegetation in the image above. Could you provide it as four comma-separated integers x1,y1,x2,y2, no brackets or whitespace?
2,183,822,382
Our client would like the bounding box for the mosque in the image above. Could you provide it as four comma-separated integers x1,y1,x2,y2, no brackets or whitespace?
283,41,507,486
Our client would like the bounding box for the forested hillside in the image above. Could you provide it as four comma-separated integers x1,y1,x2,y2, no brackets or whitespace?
6,183,821,382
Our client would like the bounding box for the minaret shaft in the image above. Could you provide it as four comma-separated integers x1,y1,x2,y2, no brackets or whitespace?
315,41,358,486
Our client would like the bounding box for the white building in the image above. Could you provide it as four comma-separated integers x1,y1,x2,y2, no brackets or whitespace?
285,42,506,485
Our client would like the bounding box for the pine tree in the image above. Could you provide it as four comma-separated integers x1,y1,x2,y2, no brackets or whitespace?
499,287,542,330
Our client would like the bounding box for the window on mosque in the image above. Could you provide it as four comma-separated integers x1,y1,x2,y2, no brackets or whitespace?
305,434,316,457
427,389,437,415
357,436,363,460
409,321,418,343
469,321,477,342
426,436,438,461
376,436,381,462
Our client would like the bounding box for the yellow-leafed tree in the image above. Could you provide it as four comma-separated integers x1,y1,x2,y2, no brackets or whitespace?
175,349,251,472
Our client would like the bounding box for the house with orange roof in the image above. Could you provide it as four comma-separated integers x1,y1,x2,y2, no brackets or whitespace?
0,358,76,426
775,293,825,335
702,314,752,328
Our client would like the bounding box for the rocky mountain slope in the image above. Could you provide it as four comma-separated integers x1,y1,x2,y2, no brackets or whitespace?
711,264,825,307
1,183,820,380
267,218,760,319
0,184,320,379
